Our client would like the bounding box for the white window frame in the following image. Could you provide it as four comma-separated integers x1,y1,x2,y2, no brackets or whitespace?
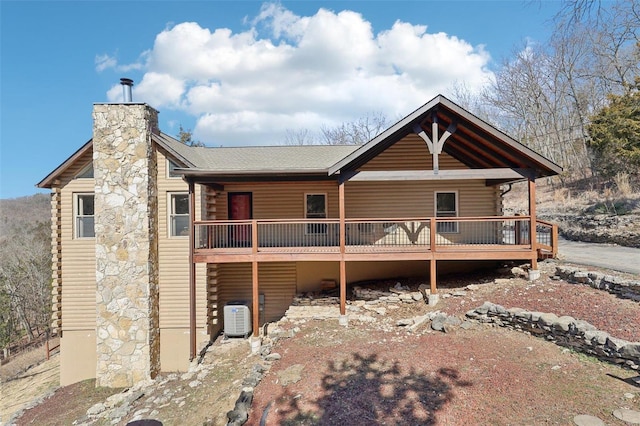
74,193,95,238
305,193,327,235
434,191,459,233
168,192,190,237
167,159,181,179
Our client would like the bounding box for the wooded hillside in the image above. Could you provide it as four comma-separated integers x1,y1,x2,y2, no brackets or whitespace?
0,194,52,356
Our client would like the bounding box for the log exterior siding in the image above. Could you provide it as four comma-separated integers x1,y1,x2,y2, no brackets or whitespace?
58,149,96,332
156,149,207,331
38,94,560,386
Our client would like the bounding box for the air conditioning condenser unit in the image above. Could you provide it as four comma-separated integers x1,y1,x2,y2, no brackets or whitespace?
224,301,252,338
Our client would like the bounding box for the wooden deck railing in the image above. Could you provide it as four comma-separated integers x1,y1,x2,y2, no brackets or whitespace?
194,216,557,256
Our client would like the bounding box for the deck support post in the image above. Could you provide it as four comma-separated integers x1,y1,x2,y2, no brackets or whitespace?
188,180,197,361
252,220,259,336
429,259,439,305
338,181,347,319
528,178,539,280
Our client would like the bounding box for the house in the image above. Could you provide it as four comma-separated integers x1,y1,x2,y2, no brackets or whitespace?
37,85,561,388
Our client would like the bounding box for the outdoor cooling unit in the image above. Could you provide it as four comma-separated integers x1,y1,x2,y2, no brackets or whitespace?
223,301,252,338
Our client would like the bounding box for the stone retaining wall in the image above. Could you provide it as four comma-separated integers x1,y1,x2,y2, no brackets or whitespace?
540,213,640,248
555,266,640,301
466,302,640,370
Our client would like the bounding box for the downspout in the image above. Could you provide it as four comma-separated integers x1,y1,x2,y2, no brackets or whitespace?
500,183,512,197
188,179,196,361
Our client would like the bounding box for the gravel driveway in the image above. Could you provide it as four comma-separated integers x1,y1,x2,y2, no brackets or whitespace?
558,237,640,274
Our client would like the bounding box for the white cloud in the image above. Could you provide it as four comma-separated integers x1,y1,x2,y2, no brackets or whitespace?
95,54,117,72
105,3,494,145
95,52,144,73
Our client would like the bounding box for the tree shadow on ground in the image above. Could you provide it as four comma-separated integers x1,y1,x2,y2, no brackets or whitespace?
275,352,472,425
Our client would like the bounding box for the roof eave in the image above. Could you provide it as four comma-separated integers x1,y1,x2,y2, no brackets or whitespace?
328,95,444,175
36,139,93,188
152,133,197,168
178,168,331,177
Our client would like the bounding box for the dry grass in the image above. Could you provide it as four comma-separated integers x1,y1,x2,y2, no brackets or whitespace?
503,178,640,216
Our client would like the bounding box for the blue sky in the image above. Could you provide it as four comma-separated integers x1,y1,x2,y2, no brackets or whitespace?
0,1,561,199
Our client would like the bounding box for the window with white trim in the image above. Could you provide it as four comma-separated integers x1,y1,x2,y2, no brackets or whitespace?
305,193,327,234
167,159,181,178
435,191,458,233
169,193,189,237
75,194,95,238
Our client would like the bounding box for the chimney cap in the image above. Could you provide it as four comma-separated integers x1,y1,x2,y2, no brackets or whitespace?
120,78,134,86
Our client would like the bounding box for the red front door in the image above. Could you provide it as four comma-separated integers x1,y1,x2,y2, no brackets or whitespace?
228,193,252,246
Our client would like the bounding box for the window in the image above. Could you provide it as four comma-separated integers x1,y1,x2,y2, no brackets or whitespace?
435,191,458,233
75,194,95,238
170,193,189,237
305,193,327,234
167,159,181,178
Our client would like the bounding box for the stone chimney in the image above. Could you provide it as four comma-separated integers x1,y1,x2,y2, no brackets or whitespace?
92,98,160,388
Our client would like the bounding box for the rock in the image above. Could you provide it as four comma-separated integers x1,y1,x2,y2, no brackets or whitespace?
511,266,527,277
396,318,414,326
189,380,202,388
553,316,575,332
573,271,591,284
466,284,479,291
621,343,640,359
181,372,194,381
460,320,475,330
573,414,606,426
474,301,493,315
443,316,462,333
431,314,448,332
408,314,430,333
265,352,281,361
605,336,627,352
538,313,559,327
411,292,423,301
418,284,430,302
612,408,640,424
277,364,304,386
226,408,248,426
87,402,106,417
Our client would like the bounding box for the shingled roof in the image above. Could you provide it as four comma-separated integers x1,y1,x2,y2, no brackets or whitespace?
38,95,561,188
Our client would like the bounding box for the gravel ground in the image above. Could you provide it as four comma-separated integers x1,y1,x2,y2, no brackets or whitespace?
249,261,640,425
9,260,640,426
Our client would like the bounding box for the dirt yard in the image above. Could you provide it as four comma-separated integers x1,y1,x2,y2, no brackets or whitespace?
7,260,640,425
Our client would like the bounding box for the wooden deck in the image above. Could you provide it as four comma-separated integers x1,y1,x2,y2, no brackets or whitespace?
192,216,557,263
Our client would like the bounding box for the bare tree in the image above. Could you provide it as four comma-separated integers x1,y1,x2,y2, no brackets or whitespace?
0,221,52,345
483,0,639,184
320,112,390,145
284,112,391,145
